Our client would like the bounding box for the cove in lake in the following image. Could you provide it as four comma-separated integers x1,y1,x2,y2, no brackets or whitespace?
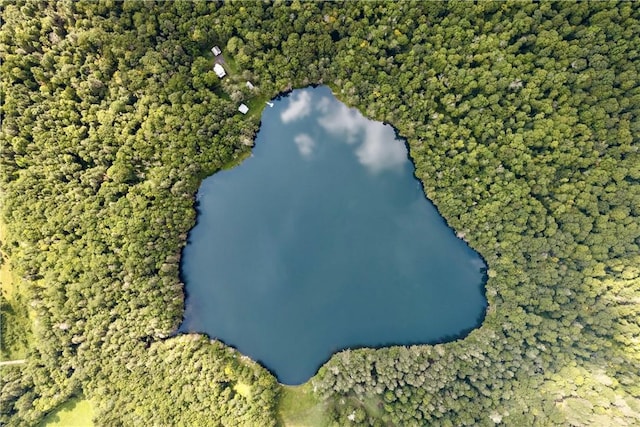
180,86,487,385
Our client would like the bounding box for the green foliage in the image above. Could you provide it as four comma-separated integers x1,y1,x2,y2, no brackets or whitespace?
1,1,639,426
0,292,32,361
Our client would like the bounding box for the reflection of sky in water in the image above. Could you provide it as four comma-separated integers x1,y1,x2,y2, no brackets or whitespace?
280,91,312,123
181,86,487,385
293,133,315,158
281,91,407,173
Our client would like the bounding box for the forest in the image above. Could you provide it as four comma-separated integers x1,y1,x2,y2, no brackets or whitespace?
1,1,639,426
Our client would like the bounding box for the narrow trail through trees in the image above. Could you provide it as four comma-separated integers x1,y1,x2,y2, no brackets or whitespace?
0,360,26,366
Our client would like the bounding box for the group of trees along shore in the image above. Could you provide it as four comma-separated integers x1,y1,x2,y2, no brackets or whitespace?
1,1,639,425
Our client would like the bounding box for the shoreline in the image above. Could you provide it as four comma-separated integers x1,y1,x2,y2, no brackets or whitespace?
171,83,491,386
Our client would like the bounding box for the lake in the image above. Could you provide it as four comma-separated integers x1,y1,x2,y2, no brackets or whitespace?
179,86,487,385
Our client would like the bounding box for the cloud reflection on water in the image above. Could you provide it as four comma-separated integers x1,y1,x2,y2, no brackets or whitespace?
294,133,315,158
281,90,408,173
317,99,407,173
356,121,407,173
281,91,312,123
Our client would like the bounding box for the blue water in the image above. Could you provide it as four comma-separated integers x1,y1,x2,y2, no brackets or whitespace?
180,86,487,385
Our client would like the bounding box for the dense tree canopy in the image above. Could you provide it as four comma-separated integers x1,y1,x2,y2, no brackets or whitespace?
1,1,639,426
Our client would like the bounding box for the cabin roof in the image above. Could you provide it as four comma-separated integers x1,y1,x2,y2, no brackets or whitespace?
213,63,226,78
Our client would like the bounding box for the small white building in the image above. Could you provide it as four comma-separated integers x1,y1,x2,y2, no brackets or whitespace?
211,46,222,56
213,63,226,78
246,81,255,90
238,104,249,115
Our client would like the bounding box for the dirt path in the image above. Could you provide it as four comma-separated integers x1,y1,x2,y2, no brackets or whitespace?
0,359,26,366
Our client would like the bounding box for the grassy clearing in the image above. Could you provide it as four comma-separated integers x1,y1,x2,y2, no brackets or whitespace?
278,383,330,427
244,94,270,119
0,256,13,298
360,394,384,419
40,397,95,427
221,149,252,171
234,381,252,398
0,220,14,298
221,54,241,76
0,215,33,361
210,48,270,119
